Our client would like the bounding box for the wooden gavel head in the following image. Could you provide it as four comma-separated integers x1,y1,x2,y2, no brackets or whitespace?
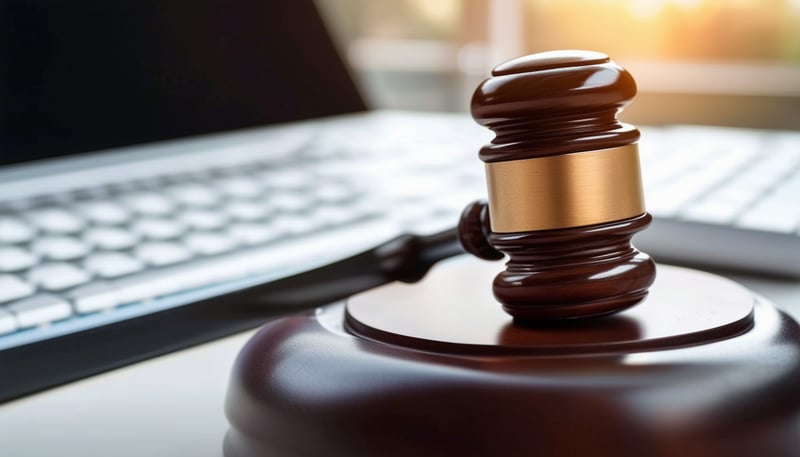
459,50,657,322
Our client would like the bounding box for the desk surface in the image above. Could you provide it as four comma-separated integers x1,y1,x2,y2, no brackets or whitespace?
0,268,798,457
0,330,255,457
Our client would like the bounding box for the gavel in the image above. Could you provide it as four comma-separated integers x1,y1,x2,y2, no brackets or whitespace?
223,51,800,457
459,50,656,321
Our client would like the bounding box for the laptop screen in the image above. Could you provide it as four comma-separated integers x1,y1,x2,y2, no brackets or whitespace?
1,0,366,166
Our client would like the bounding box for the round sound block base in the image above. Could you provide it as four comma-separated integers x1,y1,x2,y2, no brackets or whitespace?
224,258,800,457
345,259,755,356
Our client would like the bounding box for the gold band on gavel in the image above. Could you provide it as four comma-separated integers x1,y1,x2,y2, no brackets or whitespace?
485,144,645,232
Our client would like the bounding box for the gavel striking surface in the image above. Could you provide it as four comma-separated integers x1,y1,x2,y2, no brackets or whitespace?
345,260,753,355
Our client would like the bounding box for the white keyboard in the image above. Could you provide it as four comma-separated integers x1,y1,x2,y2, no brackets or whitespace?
0,112,486,350
0,111,798,402
636,125,800,277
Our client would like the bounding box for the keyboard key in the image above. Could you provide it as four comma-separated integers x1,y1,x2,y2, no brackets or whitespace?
0,246,39,272
68,282,120,314
770,174,800,203
736,200,800,233
134,242,193,266
183,232,238,256
215,176,264,199
31,236,91,261
0,216,37,243
25,207,86,234
402,211,454,235
272,214,315,235
83,252,144,278
375,175,448,201
114,271,173,305
0,309,18,335
226,201,268,221
167,184,221,207
702,183,760,209
313,181,357,203
307,206,362,226
169,254,256,287
680,199,743,225
226,223,278,246
120,192,176,216
271,192,313,212
390,202,432,227
259,169,309,189
74,200,132,225
726,166,780,191
113,271,182,304
83,226,140,250
27,263,91,291
131,218,186,240
646,180,704,218
180,210,228,230
749,148,800,175
0,274,35,303
8,294,73,328
111,258,242,304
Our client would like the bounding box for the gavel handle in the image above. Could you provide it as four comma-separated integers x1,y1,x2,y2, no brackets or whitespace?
216,227,465,312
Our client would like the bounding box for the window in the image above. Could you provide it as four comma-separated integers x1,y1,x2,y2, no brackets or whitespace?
318,0,800,128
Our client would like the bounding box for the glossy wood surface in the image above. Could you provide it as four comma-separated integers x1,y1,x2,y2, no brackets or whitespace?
462,50,655,320
471,50,639,163
459,202,655,320
224,258,800,457
345,259,752,355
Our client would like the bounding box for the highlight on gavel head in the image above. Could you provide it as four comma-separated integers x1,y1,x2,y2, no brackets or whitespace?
458,50,657,323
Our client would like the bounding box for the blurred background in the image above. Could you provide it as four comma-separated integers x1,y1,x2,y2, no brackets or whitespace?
317,0,800,129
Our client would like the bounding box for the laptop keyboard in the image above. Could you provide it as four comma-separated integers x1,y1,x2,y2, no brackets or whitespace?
0,111,798,402
0,166,381,328
0,181,360,333
0,113,486,356
636,124,800,277
641,125,800,229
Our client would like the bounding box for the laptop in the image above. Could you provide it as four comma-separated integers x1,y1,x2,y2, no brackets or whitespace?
1,0,799,405
0,0,485,401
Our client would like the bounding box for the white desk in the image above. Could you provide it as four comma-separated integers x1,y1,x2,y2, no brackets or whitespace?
0,269,798,457
0,330,256,457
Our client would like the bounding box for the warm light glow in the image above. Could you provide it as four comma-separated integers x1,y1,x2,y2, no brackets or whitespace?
408,0,461,31
324,0,800,69
520,0,800,63
626,0,703,19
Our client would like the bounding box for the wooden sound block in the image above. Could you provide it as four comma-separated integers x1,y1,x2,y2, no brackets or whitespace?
224,257,800,457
